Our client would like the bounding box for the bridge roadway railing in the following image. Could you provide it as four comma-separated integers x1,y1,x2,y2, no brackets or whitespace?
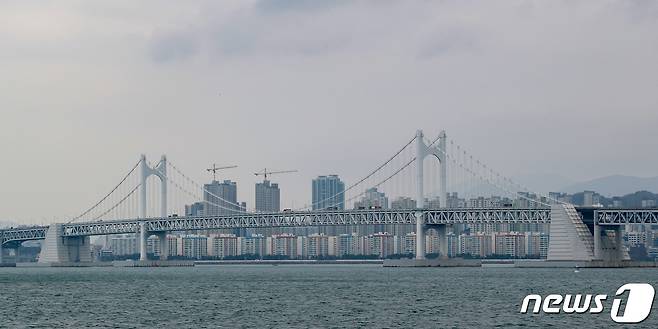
425,208,550,224
595,209,658,225
61,208,551,237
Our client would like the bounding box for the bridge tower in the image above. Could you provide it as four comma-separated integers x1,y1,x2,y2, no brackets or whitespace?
415,129,448,260
138,154,168,261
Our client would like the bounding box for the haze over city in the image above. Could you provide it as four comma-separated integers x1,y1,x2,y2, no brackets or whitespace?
2,1,658,224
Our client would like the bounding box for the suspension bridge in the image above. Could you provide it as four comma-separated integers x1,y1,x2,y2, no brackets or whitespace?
1,130,655,266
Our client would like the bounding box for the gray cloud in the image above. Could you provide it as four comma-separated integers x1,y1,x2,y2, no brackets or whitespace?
418,27,481,58
255,0,349,14
619,0,658,21
2,1,658,223
150,3,356,59
150,30,198,62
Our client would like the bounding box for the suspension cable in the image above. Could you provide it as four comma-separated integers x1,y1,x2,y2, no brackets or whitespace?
448,138,562,206
151,164,247,214
298,135,418,211
69,160,141,223
436,144,552,207
166,161,246,209
342,157,416,208
92,184,141,221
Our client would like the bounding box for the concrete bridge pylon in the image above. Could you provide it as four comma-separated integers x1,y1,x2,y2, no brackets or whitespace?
415,130,448,260
138,154,168,261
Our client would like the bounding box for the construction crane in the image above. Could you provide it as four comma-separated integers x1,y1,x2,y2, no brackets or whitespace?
254,168,298,181
207,163,238,181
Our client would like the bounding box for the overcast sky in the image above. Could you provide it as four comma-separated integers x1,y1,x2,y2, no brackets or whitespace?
2,1,658,224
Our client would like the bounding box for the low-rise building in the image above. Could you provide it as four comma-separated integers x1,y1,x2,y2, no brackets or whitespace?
208,234,238,258
110,234,137,256
307,233,330,258
182,235,208,259
267,233,298,258
239,234,266,257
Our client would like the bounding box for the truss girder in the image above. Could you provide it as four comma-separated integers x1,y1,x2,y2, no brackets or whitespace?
425,209,550,224
2,208,553,242
596,209,658,225
60,208,550,237
0,227,48,246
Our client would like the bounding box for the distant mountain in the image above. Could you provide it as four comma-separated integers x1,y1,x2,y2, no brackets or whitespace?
561,175,658,197
515,173,576,194
606,191,658,208
567,190,658,208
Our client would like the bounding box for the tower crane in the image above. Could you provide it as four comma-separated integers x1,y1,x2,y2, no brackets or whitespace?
254,168,298,181
207,163,238,181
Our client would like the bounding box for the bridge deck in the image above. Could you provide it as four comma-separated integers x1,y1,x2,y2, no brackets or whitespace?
0,226,48,246
63,208,552,237
1,208,551,245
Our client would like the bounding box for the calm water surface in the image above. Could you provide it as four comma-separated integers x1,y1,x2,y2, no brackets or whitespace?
0,265,656,328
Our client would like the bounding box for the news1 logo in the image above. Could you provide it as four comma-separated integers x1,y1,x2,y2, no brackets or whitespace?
520,283,656,323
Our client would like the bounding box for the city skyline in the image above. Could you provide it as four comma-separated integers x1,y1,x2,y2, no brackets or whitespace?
6,156,658,226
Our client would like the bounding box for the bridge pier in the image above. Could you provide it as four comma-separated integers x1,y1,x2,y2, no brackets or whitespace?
139,222,147,261
547,204,596,261
156,232,168,260
547,204,633,264
436,225,448,259
590,221,628,263
614,226,624,261
39,224,91,264
593,222,602,260
415,212,426,260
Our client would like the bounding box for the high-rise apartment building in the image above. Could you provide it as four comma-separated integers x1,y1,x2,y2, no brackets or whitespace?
239,234,266,257
307,233,330,258
185,202,205,216
312,175,345,210
110,235,137,256
182,235,208,259
354,188,389,234
391,197,416,209
336,233,360,257
362,232,394,258
255,180,280,212
354,188,388,209
208,234,238,258
267,233,298,258
203,180,242,216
